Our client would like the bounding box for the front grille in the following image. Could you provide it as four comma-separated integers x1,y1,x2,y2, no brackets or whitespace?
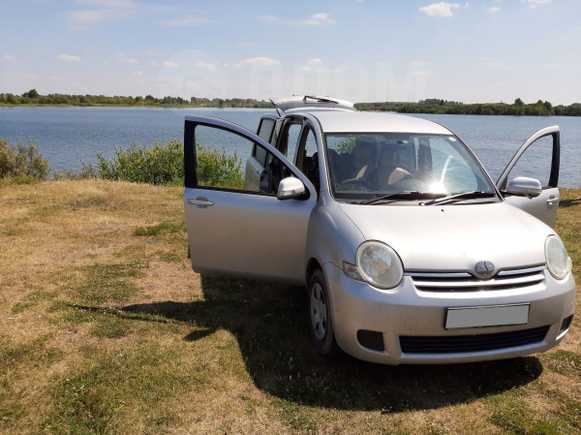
400,326,549,354
408,264,545,292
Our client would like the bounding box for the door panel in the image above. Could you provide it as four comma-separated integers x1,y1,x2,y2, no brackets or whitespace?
497,126,560,227
184,116,316,283
184,189,313,281
502,187,559,226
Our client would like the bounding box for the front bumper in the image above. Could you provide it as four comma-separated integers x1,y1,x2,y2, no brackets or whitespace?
324,262,576,365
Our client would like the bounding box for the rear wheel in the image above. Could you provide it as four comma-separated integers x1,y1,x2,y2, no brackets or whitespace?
308,269,337,356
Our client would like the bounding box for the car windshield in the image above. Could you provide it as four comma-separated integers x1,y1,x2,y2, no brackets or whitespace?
325,133,496,201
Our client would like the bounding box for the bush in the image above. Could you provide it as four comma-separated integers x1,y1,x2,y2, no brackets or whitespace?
91,140,243,187
196,144,243,188
95,140,183,185
0,139,48,180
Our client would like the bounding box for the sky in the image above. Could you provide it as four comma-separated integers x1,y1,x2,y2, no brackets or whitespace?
1,0,580,104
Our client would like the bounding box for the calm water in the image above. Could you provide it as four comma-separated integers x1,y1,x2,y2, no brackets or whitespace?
0,106,579,187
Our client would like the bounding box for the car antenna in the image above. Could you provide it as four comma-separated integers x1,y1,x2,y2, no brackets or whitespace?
269,98,283,116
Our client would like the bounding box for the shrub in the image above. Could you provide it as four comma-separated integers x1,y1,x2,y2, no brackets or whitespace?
92,140,243,187
196,144,244,188
0,139,49,180
95,140,183,185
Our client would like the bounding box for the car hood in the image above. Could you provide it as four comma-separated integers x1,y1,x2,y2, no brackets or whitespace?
338,201,553,271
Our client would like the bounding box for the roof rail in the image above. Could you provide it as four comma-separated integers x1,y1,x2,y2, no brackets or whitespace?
270,95,355,115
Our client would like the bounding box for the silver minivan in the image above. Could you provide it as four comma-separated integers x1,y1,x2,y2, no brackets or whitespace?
184,96,575,365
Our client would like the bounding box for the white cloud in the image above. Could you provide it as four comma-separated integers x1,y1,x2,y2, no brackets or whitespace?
161,15,207,27
73,0,135,6
116,53,139,64
300,58,324,72
523,0,552,8
193,61,216,71
257,15,279,23
237,56,280,67
57,53,81,63
68,0,136,26
161,61,179,69
523,0,552,7
488,6,501,13
301,12,336,26
419,2,461,17
1,54,15,63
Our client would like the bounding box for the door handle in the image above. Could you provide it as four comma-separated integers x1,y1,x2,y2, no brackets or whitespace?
547,195,558,208
188,197,214,208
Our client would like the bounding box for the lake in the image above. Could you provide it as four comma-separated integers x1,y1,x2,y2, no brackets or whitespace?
0,106,580,187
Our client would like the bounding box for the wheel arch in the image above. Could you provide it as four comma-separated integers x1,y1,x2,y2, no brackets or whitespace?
305,257,323,285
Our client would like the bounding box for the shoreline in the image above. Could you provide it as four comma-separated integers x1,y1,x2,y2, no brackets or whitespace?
1,104,581,117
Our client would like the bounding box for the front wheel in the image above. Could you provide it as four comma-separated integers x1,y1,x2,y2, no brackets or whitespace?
308,269,338,356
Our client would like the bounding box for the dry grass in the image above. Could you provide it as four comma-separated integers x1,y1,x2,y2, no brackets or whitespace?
0,179,579,434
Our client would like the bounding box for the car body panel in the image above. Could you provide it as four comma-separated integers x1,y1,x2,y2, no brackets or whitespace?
323,261,575,364
335,201,552,270
313,111,452,134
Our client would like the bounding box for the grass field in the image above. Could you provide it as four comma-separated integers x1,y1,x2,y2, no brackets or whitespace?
0,180,579,434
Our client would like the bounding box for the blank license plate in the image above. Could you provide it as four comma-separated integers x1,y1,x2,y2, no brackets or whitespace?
445,304,529,329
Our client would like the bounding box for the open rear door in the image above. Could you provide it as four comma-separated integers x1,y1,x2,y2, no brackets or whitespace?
496,126,560,227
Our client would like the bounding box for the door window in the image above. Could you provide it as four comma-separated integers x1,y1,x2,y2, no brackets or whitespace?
278,121,302,160
257,118,275,143
191,124,291,195
506,135,553,188
296,127,320,191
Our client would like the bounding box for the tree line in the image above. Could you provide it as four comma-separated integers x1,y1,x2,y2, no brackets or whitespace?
2,90,581,116
0,90,272,108
355,98,581,116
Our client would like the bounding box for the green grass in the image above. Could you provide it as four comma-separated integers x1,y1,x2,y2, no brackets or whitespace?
67,261,146,305
11,290,55,314
0,335,63,371
0,180,579,434
90,317,130,339
134,221,183,237
44,344,203,434
543,350,581,378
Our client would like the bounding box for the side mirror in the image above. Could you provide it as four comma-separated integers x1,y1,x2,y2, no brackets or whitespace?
277,176,306,200
505,176,543,198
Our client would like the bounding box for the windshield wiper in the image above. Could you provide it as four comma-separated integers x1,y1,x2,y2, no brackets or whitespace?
362,191,444,205
423,191,497,206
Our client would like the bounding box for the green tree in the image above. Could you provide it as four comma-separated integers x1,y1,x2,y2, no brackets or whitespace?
22,89,39,98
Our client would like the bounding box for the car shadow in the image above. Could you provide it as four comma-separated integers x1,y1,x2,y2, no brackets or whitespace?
84,273,543,412
560,198,581,208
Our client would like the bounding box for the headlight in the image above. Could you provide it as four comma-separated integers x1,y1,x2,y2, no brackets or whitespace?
355,241,403,289
545,236,572,280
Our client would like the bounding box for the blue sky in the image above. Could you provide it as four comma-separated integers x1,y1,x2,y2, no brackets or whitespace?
1,0,579,103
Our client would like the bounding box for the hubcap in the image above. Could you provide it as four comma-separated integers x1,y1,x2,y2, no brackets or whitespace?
310,282,328,340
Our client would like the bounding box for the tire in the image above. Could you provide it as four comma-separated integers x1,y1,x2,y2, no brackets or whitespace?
308,269,338,356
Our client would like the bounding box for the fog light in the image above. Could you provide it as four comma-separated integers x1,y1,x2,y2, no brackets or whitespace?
357,329,385,352
561,315,573,332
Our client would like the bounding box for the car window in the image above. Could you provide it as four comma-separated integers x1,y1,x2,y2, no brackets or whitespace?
507,135,553,188
297,127,320,191
253,118,276,166
194,125,291,195
284,123,302,161
257,118,275,143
